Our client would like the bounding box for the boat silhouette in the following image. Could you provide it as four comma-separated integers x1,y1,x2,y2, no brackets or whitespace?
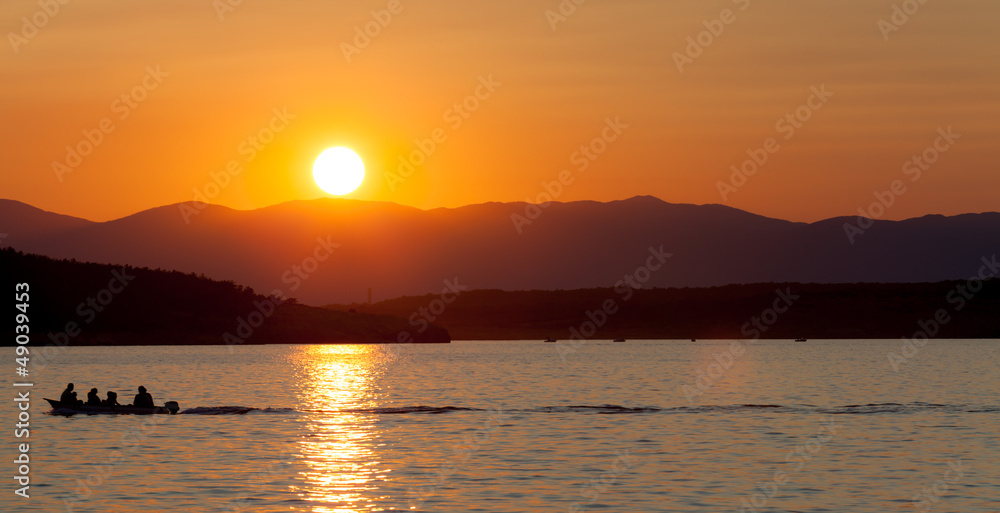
45,398,180,415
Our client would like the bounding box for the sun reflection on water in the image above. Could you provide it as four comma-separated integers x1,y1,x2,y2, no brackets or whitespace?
291,344,398,512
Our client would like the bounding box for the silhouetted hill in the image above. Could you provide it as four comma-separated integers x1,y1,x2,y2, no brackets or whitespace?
0,200,91,238
2,197,999,305
0,248,449,346
326,283,1000,340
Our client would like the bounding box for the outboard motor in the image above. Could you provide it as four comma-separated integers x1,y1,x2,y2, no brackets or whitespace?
164,401,180,414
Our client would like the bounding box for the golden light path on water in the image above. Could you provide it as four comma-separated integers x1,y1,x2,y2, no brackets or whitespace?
289,344,397,512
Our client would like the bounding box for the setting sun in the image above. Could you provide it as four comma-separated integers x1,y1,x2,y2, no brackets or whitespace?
313,147,365,195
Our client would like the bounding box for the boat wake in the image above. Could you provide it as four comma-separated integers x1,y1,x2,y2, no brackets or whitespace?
179,406,296,415
530,405,663,414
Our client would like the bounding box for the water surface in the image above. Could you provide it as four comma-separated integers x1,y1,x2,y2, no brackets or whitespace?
3,339,999,512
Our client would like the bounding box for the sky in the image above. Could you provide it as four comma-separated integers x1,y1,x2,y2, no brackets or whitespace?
1,0,998,223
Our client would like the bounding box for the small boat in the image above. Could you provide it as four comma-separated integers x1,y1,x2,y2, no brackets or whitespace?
613,338,626,342
45,398,180,415
691,338,697,342
544,338,557,343
794,338,808,342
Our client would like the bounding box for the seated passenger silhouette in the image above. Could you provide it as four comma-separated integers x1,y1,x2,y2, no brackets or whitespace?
86,388,101,405
103,391,121,407
133,386,154,408
60,383,81,406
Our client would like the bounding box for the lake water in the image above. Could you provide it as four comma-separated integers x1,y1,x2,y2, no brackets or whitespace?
3,339,999,512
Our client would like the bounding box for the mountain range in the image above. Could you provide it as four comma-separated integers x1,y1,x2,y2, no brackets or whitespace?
2,196,998,305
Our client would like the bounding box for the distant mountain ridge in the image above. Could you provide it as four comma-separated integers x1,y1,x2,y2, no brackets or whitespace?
2,197,998,305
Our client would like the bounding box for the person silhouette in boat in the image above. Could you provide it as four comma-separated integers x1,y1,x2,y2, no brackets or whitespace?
132,386,154,408
86,387,101,405
60,383,81,407
103,391,121,407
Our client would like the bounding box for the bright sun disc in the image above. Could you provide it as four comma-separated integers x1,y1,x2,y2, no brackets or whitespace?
313,147,365,195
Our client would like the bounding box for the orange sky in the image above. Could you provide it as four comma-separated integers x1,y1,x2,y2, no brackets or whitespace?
2,0,997,222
